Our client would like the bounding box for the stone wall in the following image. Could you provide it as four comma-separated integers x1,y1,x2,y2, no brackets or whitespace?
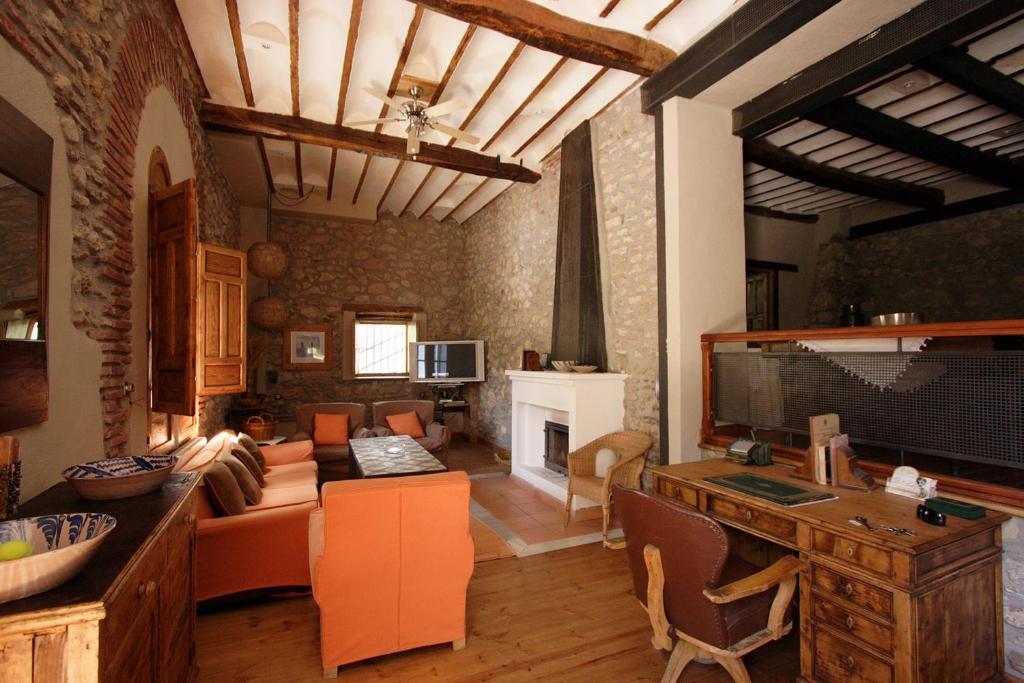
807,203,1024,326
462,89,660,460
255,210,467,421
0,183,40,307
1,1,239,450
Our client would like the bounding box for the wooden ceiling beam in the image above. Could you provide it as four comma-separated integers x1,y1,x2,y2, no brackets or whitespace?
289,0,303,196
807,98,1024,189
850,188,1024,238
641,0,840,113
256,136,275,195
513,67,608,157
225,0,254,106
733,0,1023,138
744,139,945,209
327,0,363,201
744,204,819,223
407,0,674,76
482,57,568,152
643,0,683,32
353,6,424,205
201,103,541,183
917,46,1024,120
599,0,621,19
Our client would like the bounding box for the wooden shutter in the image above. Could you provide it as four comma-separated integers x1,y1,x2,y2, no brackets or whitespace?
150,179,197,416
197,243,247,395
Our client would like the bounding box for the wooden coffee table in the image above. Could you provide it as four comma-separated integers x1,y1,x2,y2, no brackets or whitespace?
348,435,447,479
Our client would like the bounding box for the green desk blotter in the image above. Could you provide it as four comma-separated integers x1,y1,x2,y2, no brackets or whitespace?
704,473,837,507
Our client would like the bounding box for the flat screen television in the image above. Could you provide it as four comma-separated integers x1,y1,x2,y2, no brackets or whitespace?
409,340,485,383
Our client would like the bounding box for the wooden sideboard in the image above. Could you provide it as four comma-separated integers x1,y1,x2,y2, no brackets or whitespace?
651,459,1008,683
0,473,200,682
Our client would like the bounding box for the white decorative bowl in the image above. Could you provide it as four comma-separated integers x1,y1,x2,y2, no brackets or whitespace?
573,365,598,373
62,455,174,500
0,513,117,603
551,360,577,372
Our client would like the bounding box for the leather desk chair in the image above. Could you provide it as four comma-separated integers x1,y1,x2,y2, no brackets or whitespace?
615,486,802,683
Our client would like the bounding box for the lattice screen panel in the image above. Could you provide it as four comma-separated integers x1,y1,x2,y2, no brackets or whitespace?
712,350,1024,469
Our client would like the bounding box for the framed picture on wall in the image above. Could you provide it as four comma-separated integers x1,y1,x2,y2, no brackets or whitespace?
283,324,333,371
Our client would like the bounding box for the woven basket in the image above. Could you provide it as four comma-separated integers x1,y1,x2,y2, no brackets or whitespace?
242,414,277,441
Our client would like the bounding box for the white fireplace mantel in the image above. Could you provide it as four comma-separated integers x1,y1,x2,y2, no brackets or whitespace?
505,370,628,506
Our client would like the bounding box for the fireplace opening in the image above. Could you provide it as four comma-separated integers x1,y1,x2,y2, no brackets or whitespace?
544,421,570,475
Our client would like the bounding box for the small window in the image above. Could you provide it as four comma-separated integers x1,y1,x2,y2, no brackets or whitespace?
354,320,417,376
342,306,423,379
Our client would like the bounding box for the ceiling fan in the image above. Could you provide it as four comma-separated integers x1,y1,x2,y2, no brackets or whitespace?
345,86,480,156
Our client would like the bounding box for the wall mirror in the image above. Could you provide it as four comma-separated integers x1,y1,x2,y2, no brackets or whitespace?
0,94,52,432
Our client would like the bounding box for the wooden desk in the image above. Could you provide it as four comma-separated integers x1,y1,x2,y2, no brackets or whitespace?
651,459,1008,683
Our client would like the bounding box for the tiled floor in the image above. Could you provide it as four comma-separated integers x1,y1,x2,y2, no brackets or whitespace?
470,472,621,554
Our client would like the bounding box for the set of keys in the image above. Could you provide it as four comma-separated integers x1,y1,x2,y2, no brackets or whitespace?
849,515,917,537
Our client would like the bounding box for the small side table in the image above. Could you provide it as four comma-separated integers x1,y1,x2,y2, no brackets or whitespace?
438,401,475,443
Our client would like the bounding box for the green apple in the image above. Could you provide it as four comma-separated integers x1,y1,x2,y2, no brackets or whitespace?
0,540,33,561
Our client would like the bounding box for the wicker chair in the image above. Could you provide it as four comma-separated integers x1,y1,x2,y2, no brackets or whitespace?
564,431,653,548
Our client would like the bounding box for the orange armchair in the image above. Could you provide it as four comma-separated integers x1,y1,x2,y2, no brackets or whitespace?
309,472,474,677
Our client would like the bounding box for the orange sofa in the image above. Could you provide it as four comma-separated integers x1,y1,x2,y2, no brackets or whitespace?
174,431,319,601
308,472,474,675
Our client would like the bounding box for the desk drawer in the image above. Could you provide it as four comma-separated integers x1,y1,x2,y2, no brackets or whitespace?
812,594,893,654
655,478,697,507
812,529,892,579
812,564,893,620
813,628,893,683
705,493,797,544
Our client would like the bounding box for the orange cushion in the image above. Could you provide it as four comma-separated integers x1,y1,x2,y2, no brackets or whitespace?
385,411,425,439
315,413,350,445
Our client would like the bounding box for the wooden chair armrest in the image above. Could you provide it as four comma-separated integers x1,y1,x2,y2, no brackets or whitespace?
702,555,804,604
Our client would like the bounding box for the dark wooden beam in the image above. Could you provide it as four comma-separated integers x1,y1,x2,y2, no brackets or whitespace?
327,0,363,201
289,0,302,197
744,139,944,209
256,136,275,195
917,46,1024,120
225,0,254,106
747,258,799,272
201,103,541,183
513,67,609,157
850,188,1024,239
482,57,567,151
642,0,840,113
408,0,675,76
733,0,1023,138
807,97,1024,189
599,0,621,19
744,204,819,224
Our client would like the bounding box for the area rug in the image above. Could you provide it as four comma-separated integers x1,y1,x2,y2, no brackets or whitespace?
470,515,516,562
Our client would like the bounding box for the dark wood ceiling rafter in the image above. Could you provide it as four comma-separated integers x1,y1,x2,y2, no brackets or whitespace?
414,41,527,218
256,136,275,195
599,0,621,19
289,0,303,196
352,5,425,205
327,0,364,201
917,46,1024,120
225,0,255,106
445,176,491,219
743,204,819,223
644,0,684,32
642,0,840,113
850,187,1024,238
744,139,945,209
807,97,1024,188
539,74,643,165
377,23,477,215
408,0,674,76
733,0,1024,139
422,172,463,217
200,103,541,182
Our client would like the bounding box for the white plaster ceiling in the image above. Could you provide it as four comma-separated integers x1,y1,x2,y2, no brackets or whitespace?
176,0,742,223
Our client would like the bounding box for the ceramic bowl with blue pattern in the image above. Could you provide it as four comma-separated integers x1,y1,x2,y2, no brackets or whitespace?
62,455,174,500
0,512,117,603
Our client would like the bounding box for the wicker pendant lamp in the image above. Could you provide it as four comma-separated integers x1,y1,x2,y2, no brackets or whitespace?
248,189,288,330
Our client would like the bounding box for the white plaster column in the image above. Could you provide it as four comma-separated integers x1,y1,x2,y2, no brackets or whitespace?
661,97,747,463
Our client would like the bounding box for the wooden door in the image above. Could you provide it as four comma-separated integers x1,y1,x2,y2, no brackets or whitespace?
197,244,246,395
149,179,197,416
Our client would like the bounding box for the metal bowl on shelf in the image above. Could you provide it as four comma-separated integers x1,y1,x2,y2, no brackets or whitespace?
869,312,922,326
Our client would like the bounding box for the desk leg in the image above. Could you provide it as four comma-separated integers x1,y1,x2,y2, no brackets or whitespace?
798,555,812,681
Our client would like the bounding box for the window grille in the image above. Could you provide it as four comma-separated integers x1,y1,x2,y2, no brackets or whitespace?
354,319,416,376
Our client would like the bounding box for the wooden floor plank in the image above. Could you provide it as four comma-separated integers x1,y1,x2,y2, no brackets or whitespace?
196,542,798,681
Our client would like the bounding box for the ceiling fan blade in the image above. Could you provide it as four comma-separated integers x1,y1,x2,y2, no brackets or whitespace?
407,127,421,156
423,98,467,118
431,122,480,146
343,117,404,127
363,86,405,110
